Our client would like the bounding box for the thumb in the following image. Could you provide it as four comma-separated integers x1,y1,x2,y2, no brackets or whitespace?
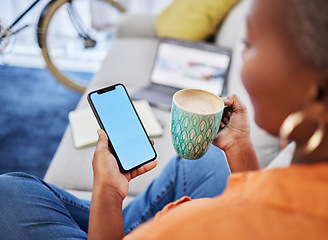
223,94,247,113
95,129,109,152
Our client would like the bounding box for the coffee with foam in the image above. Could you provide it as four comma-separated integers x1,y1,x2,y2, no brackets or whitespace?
174,89,223,114
171,89,226,160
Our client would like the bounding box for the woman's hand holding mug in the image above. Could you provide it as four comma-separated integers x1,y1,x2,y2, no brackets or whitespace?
170,89,252,162
213,94,251,152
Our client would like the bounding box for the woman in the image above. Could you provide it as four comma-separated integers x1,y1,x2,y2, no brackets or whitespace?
1,0,327,239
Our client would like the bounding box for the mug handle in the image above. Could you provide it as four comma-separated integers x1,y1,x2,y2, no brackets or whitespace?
218,105,234,132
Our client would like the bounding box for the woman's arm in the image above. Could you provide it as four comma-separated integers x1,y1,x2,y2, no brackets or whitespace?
213,95,260,172
88,129,157,240
221,135,259,172
89,181,124,240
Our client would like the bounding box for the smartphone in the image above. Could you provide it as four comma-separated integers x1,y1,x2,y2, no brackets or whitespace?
87,84,157,172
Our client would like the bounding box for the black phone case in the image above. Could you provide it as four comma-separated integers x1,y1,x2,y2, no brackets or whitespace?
87,83,157,172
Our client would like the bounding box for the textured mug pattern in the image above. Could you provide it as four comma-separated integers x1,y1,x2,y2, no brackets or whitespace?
170,102,222,160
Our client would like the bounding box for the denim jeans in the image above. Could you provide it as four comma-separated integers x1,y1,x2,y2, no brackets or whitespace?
0,145,230,239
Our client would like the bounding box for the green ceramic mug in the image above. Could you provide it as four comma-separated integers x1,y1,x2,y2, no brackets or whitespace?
170,89,225,160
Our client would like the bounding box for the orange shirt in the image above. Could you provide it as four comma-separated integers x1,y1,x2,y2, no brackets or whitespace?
124,163,328,239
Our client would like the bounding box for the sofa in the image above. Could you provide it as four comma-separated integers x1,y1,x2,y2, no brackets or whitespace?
44,0,289,206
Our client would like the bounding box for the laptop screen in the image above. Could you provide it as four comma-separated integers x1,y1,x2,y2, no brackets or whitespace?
150,38,231,95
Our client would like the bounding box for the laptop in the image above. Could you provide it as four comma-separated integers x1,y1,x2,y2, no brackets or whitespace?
131,37,232,110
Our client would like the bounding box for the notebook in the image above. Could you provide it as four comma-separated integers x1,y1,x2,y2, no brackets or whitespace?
69,100,163,148
131,37,232,110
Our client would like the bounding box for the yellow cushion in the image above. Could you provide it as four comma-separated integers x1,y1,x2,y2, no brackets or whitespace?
156,0,240,41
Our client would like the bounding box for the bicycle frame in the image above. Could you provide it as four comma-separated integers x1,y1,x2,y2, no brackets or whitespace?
4,0,42,36
0,0,44,53
1,0,96,49
1,0,126,93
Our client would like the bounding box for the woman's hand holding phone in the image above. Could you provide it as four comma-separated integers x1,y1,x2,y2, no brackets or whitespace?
93,129,157,200
88,84,157,172
89,130,157,240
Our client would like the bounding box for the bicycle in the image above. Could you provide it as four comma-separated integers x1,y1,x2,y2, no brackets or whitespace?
0,0,126,93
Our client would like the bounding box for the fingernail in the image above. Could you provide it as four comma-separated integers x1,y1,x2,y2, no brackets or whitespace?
97,129,102,137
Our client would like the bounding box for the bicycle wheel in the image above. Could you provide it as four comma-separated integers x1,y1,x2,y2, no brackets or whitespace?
38,0,125,93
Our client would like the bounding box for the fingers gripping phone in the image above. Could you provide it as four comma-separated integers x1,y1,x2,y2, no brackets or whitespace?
87,84,157,172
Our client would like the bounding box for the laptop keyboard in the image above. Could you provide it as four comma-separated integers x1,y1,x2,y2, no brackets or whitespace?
147,84,178,95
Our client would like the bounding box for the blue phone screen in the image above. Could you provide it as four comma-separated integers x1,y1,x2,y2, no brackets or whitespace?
90,85,156,171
